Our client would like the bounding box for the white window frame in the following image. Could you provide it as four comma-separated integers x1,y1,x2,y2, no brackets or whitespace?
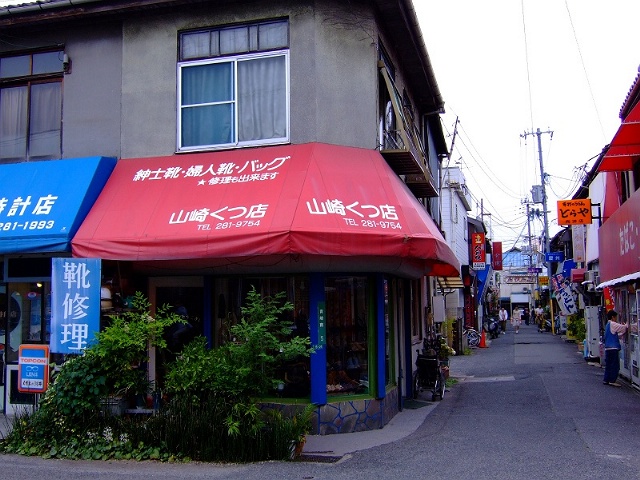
177,50,290,152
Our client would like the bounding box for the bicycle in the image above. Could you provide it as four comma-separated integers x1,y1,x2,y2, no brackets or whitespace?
412,341,446,401
463,327,481,348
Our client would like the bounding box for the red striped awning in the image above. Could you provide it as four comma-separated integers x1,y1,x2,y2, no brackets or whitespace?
598,101,640,172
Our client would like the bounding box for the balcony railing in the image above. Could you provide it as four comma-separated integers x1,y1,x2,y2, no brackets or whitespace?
378,61,438,198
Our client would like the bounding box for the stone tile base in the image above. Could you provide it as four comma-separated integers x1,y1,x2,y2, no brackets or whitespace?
261,387,399,435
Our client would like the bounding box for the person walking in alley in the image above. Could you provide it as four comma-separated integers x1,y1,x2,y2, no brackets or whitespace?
603,310,628,386
511,307,522,334
534,304,544,330
498,307,508,334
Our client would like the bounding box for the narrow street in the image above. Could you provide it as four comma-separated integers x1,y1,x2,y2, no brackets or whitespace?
2,322,639,480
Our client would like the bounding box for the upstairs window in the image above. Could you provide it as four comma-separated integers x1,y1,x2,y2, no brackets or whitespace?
0,51,64,163
178,20,290,151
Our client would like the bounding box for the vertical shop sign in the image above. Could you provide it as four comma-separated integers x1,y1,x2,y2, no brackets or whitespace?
50,258,101,354
471,232,486,269
572,224,585,263
18,344,49,393
464,292,474,328
492,241,503,270
317,301,326,346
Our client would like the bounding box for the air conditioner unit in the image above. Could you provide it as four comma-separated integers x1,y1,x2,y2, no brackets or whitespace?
584,270,597,292
584,270,595,283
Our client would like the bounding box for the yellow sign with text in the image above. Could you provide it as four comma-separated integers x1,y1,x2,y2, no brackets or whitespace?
557,199,592,225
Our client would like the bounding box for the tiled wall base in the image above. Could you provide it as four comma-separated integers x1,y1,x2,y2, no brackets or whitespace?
261,387,399,435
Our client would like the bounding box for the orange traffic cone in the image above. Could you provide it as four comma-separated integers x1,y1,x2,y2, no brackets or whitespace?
479,329,488,348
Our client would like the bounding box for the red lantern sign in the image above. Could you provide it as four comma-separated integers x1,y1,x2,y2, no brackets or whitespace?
471,233,486,269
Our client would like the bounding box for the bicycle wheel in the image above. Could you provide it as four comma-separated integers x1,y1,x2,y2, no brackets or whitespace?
412,370,420,399
438,370,446,399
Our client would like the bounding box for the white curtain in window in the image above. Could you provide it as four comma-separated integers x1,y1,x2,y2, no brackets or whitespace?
238,55,286,142
29,82,62,159
181,63,234,147
0,86,27,160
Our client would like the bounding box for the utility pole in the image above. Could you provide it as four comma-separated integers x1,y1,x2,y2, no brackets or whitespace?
522,199,533,266
522,128,553,327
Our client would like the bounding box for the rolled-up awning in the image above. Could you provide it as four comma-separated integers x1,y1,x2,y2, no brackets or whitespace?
72,143,460,278
598,101,640,172
0,156,116,254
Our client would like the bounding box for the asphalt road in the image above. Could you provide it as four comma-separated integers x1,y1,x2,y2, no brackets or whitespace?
1,322,639,479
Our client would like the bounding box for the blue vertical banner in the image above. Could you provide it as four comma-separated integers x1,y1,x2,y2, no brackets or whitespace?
50,258,101,354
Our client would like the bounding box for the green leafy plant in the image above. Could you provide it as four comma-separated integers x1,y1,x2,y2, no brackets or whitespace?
566,314,586,342
0,292,183,461
0,289,316,463
442,318,455,346
165,287,313,399
92,292,184,396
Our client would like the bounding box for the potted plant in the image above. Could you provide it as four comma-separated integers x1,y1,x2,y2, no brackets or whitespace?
567,314,586,346
290,404,315,459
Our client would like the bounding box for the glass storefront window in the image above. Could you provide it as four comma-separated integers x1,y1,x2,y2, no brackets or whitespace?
3,282,51,364
214,275,310,398
325,276,368,395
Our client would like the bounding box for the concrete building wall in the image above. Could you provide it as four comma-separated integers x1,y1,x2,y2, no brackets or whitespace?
3,1,420,162
55,0,382,159
0,22,124,159
441,188,469,264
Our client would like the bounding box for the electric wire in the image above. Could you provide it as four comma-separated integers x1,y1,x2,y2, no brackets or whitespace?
521,0,534,132
564,0,607,144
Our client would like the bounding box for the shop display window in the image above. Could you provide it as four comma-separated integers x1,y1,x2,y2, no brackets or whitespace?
325,276,369,395
214,275,310,398
2,281,51,364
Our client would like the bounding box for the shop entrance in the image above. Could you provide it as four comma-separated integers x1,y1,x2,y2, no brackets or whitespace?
148,277,204,390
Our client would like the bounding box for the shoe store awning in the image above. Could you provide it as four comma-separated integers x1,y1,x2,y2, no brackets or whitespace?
598,101,640,172
72,143,460,278
0,156,116,254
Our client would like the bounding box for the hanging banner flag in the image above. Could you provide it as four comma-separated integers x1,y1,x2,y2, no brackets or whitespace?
471,232,486,269
551,273,577,315
603,287,615,311
51,258,101,354
492,241,503,270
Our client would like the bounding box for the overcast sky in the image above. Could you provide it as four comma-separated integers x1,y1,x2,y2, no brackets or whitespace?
416,0,640,250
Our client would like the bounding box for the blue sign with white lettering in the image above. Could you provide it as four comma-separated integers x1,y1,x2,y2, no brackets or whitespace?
50,258,101,354
545,251,565,262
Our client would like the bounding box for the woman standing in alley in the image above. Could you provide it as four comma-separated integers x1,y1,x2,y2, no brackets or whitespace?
511,307,522,334
603,310,628,387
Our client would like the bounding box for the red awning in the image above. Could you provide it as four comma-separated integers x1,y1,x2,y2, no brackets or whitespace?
598,101,640,172
570,268,585,284
72,143,460,278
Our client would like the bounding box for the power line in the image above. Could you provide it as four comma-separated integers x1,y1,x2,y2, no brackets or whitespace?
564,0,607,143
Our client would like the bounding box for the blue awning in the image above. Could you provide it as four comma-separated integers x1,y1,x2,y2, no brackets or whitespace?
476,264,491,303
0,156,116,254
